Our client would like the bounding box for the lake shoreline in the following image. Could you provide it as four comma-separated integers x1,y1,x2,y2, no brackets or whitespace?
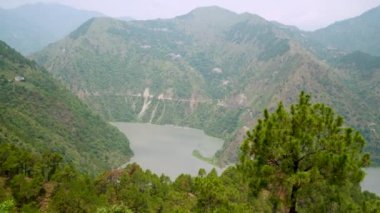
112,122,379,194
111,122,225,180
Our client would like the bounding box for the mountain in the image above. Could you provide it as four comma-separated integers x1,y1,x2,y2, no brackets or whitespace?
117,16,134,21
0,40,132,174
31,6,380,165
0,3,103,54
310,5,380,56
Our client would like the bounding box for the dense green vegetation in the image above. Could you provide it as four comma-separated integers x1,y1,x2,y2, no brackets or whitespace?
1,4,379,211
0,3,102,54
32,6,380,166
1,93,379,212
0,40,132,174
327,51,380,163
241,92,373,212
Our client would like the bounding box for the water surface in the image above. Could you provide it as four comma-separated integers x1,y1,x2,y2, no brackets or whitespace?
112,122,224,179
362,167,380,196
113,122,380,193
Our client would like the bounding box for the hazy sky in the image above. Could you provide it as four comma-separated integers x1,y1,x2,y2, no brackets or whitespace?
1,0,380,30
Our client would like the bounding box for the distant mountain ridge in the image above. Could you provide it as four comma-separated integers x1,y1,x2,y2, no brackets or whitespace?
0,40,133,174
0,3,103,54
310,5,380,56
32,6,380,165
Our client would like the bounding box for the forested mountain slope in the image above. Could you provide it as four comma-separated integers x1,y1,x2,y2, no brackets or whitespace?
1,94,379,212
32,6,380,165
0,41,132,174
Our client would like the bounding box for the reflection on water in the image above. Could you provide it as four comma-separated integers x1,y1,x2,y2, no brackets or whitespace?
112,122,224,179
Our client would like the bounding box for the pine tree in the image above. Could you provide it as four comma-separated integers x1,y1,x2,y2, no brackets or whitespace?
240,92,370,212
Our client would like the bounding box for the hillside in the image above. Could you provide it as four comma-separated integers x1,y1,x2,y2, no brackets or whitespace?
0,3,102,54
310,5,380,56
32,6,380,165
0,40,132,174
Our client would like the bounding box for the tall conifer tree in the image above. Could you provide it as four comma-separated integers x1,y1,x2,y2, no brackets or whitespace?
240,92,370,212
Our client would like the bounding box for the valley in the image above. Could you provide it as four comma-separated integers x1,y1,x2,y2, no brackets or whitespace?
1,2,380,211
32,7,380,166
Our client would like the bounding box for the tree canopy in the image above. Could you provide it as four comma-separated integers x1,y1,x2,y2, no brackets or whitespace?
240,91,371,212
1,92,379,212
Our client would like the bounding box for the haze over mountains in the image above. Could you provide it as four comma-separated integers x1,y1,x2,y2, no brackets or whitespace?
1,2,380,211
0,3,103,54
30,5,380,165
0,2,379,168
311,5,380,56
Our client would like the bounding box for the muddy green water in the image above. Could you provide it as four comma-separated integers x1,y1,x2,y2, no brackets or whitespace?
112,122,224,179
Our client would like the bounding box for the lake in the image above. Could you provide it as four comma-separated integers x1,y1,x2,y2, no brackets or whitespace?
112,122,379,194
112,122,224,179
362,167,380,196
